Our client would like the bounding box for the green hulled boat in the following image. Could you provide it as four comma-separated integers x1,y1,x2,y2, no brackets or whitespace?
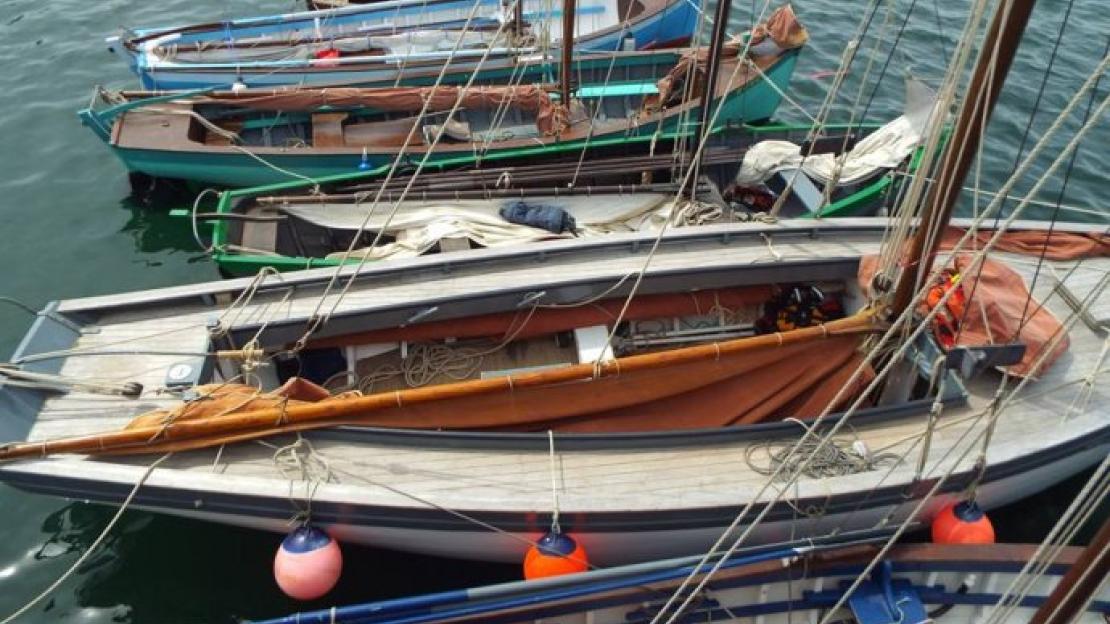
203,111,943,276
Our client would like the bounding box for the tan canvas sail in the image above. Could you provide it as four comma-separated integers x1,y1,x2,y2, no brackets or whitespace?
0,312,879,459
196,85,570,135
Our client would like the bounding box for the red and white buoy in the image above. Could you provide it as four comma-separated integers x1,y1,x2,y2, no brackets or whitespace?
273,525,343,600
523,530,589,580
932,500,996,545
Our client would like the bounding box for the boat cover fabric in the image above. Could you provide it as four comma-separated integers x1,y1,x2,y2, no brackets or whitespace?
751,3,809,50
125,331,870,442
859,253,1068,378
733,78,939,187
197,85,569,135
941,226,1110,261
279,193,698,260
648,5,807,112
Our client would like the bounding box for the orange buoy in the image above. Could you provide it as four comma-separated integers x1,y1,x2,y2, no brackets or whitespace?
932,500,995,544
523,531,589,580
273,525,343,600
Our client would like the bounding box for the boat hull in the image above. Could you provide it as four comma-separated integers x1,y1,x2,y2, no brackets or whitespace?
120,0,700,90
108,51,801,188
5,433,1105,564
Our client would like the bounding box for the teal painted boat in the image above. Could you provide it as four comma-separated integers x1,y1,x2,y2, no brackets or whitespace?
80,16,808,188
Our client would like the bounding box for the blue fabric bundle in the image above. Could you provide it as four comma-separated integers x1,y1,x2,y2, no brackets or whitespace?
499,201,577,234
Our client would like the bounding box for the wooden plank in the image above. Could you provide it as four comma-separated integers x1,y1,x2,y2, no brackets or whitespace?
312,112,348,148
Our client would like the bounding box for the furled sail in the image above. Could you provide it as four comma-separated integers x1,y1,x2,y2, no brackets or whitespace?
196,85,570,135
0,312,879,459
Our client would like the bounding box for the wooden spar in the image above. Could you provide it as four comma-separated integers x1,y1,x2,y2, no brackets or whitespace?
254,182,709,204
560,0,576,110
889,0,1036,316
513,0,524,42
688,0,733,196
1029,514,1110,624
333,144,757,195
0,312,878,461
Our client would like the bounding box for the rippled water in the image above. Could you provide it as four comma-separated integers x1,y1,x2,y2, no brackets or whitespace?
0,0,1105,621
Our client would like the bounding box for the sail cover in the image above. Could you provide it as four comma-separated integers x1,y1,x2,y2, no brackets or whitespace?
733,77,941,186
276,193,698,260
859,252,1070,378
197,85,569,135
941,226,1110,261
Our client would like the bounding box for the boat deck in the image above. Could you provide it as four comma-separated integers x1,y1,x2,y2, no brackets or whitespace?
2,218,1106,562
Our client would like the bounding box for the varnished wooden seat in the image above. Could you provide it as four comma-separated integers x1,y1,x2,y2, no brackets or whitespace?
312,112,349,148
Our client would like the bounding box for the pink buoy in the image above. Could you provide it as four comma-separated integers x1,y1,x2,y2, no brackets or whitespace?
273,525,343,600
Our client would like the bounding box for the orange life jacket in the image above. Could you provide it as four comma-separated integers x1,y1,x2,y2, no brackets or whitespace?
926,269,967,349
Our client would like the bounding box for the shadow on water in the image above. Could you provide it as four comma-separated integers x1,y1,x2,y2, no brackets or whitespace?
117,178,219,260
39,502,516,623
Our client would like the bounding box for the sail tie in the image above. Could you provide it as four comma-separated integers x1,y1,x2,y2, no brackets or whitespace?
547,430,561,534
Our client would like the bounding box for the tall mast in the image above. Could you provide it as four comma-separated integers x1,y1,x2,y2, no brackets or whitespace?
560,0,576,110
689,0,733,195
513,0,524,42
889,0,1036,316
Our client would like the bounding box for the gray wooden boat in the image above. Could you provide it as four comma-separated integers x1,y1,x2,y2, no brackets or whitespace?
0,217,1105,564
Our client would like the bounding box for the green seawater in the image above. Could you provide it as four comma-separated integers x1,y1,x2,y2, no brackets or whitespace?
0,0,1106,621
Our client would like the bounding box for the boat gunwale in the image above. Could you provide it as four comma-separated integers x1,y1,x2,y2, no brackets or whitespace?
1,424,1106,532
50,217,1101,316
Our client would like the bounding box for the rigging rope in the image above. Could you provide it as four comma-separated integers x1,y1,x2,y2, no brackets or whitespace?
0,454,173,624
649,47,1110,624
813,270,1105,624
291,0,517,350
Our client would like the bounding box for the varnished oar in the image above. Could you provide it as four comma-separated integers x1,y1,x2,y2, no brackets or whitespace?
0,311,880,461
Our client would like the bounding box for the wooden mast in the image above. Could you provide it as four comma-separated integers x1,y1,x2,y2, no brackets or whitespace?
560,0,576,110
688,0,733,196
513,0,524,43
889,0,1036,316
1030,515,1110,623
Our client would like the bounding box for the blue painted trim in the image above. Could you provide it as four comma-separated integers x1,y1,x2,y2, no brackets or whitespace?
280,525,334,553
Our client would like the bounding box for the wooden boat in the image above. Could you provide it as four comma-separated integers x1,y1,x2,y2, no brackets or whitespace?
0,217,1105,563
82,28,808,188
206,112,940,276
253,538,1110,623
108,0,703,90
197,75,939,275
